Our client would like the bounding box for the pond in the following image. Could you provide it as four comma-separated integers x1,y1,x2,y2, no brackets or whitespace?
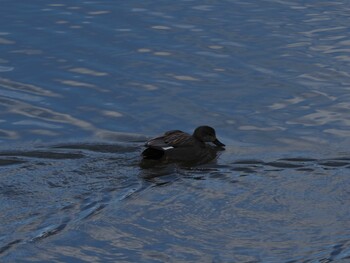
1,1,350,262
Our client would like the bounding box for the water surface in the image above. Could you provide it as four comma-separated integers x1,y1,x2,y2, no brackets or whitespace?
1,0,350,262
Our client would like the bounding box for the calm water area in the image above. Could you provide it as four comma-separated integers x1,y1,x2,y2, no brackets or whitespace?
1,1,350,262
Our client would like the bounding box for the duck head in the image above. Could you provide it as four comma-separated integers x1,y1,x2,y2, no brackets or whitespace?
193,126,225,147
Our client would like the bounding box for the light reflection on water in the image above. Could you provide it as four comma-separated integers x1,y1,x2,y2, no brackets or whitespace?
1,0,350,262
0,0,350,146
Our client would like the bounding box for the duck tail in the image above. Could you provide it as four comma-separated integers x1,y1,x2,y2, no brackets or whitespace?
142,148,164,159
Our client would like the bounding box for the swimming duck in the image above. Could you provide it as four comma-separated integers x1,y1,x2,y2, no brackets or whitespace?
142,126,225,163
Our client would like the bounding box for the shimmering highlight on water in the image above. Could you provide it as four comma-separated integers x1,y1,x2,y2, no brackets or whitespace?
1,0,350,262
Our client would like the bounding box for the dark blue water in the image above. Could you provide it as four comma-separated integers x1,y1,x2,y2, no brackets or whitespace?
1,1,350,262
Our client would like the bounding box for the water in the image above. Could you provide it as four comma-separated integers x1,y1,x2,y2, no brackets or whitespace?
1,0,350,262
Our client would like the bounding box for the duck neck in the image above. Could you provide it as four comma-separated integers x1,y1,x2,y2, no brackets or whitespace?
193,135,206,147
193,133,202,142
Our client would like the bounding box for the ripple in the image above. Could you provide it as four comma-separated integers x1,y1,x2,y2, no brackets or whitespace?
233,160,264,165
10,49,43,55
0,78,60,97
0,129,18,139
196,51,230,58
301,26,346,38
55,79,100,90
88,11,110,15
69,67,108,76
52,142,139,153
153,51,172,56
0,66,14,72
0,37,15,44
318,160,349,167
0,150,84,159
0,97,95,131
279,157,317,162
151,25,171,30
31,220,69,242
0,158,26,166
171,75,200,81
77,201,106,221
192,5,213,11
266,161,305,169
0,239,22,255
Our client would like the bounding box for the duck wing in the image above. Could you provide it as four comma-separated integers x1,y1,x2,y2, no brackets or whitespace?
145,130,195,149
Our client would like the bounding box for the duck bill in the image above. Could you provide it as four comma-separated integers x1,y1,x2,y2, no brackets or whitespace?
213,139,225,147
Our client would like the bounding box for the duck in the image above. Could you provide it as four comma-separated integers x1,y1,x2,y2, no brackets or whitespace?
141,126,225,164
